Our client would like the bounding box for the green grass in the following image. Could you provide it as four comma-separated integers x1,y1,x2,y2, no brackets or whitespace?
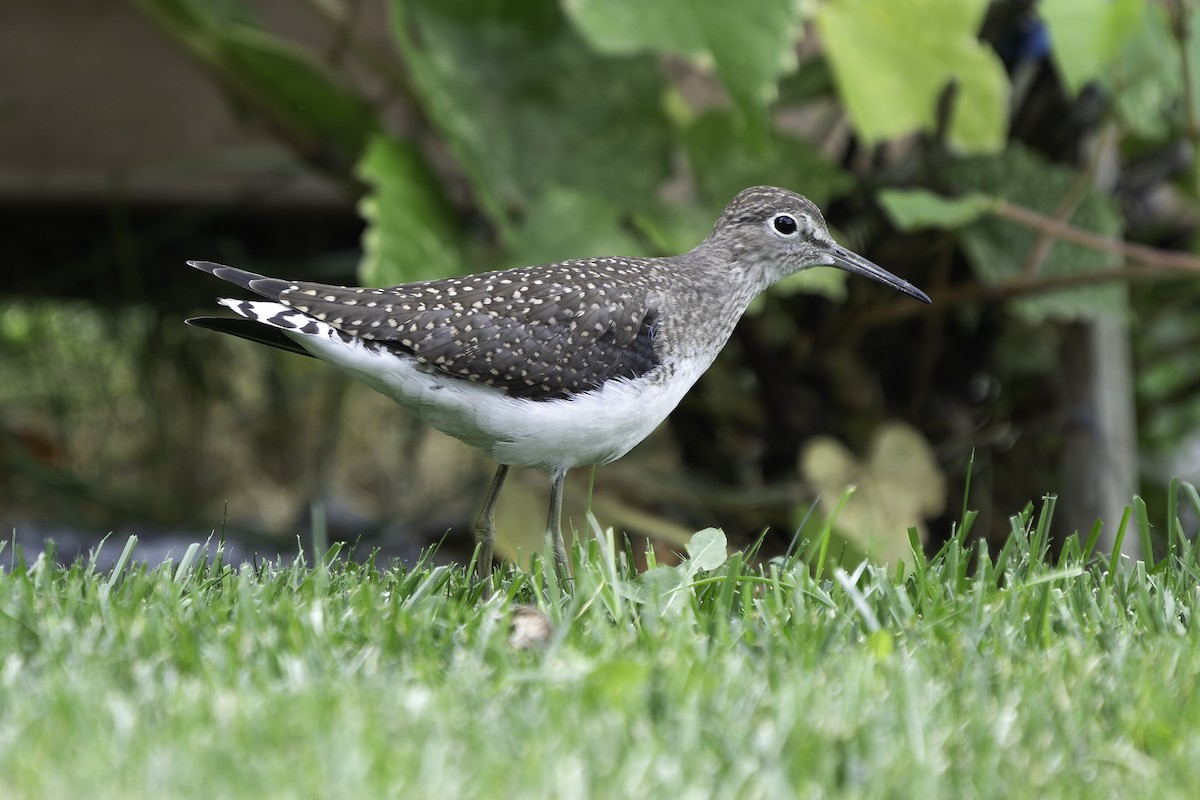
3,487,1200,799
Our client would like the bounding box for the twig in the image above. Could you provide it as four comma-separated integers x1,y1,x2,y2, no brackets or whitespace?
854,266,1171,329
1018,123,1119,279
850,198,1200,329
993,201,1200,271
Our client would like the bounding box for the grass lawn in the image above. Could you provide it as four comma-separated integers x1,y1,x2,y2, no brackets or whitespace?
3,489,1200,799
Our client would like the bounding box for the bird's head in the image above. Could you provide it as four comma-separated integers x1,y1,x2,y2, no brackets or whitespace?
708,186,931,304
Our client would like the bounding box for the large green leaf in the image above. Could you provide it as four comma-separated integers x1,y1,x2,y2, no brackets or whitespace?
388,0,673,237
503,187,643,268
562,0,803,136
1042,0,1144,96
816,0,1007,153
948,145,1127,322
356,135,464,286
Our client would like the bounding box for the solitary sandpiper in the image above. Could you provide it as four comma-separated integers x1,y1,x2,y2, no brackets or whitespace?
188,186,930,582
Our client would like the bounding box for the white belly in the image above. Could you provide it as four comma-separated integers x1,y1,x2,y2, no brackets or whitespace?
226,301,707,472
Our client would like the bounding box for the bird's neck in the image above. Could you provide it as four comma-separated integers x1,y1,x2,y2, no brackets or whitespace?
652,244,770,362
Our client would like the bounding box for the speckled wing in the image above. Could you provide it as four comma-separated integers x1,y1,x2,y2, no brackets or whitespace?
266,259,664,401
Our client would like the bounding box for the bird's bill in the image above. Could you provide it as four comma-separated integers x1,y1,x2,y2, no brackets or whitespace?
830,245,931,304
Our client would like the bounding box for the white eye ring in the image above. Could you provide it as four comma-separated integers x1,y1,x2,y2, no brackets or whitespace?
771,214,800,237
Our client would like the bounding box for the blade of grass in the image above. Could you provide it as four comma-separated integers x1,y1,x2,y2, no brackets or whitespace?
1168,478,1181,556
1081,519,1103,563
814,487,854,579
961,448,975,528
104,535,139,595
1109,504,1133,576
1134,496,1154,568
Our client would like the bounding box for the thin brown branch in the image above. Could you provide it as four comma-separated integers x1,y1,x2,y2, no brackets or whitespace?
849,198,1200,329
1018,123,1119,279
993,201,1200,272
855,266,1177,329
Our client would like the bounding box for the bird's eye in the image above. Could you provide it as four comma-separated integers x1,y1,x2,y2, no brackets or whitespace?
772,214,799,236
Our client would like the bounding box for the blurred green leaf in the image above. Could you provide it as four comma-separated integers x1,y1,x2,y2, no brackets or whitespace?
562,0,803,136
619,564,685,606
816,0,1007,152
129,0,378,168
219,28,379,159
356,135,464,286
684,527,728,572
1042,0,1144,96
388,0,672,236
682,112,852,208
1183,6,1200,136
583,659,651,707
878,189,993,230
766,265,848,303
1104,3,1180,140
801,422,946,565
868,629,894,659
619,528,728,610
504,186,642,267
632,205,716,256
948,144,1127,322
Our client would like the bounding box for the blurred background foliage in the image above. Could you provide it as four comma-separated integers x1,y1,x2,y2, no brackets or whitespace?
5,0,1200,566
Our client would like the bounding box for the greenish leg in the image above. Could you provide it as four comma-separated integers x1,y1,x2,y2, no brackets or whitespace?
546,468,570,579
473,464,509,590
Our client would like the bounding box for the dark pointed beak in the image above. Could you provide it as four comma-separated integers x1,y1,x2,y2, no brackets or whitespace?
830,245,931,304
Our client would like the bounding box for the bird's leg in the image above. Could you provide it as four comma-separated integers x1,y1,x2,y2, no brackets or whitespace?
545,468,570,579
473,464,509,587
